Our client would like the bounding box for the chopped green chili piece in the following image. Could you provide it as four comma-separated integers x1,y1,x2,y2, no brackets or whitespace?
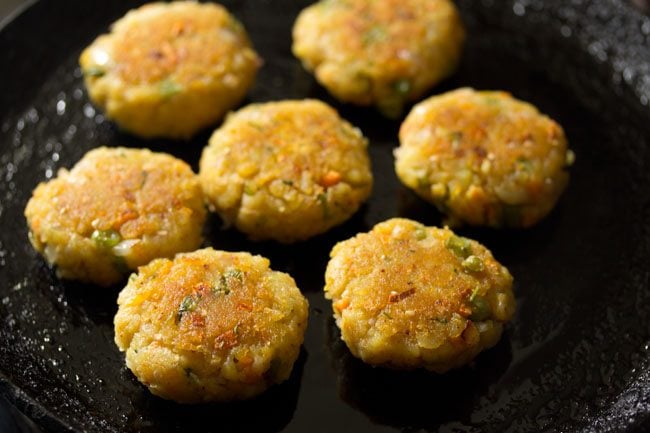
414,226,427,240
159,79,182,98
225,268,243,282
91,229,121,249
382,311,393,320
462,255,485,272
177,295,198,322
214,276,231,295
282,179,294,186
317,192,330,219
84,66,106,78
213,268,242,295
445,235,472,258
469,294,490,321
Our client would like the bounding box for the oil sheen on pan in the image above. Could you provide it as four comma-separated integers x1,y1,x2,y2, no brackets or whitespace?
0,0,649,432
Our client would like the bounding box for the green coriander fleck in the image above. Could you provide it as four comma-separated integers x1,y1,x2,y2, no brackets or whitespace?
177,295,198,322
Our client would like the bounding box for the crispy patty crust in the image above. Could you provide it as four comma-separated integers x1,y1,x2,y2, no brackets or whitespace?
80,1,260,138
324,218,515,372
114,248,309,402
396,88,574,227
199,99,373,242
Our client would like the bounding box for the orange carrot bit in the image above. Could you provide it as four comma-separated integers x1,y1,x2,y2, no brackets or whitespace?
321,170,342,188
214,329,238,349
334,298,350,312
237,303,253,312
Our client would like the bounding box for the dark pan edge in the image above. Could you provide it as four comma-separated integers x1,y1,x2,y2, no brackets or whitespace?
0,0,649,432
0,0,37,32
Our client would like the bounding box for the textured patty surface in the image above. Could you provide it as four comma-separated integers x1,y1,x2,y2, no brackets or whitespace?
395,88,574,227
80,1,260,138
24,147,206,286
114,248,309,403
292,0,465,117
324,218,515,372
199,99,373,243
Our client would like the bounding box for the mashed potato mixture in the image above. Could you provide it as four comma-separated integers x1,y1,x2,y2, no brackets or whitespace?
199,99,373,243
80,1,260,138
293,0,465,117
324,218,515,372
114,248,309,402
396,88,574,227
24,147,206,286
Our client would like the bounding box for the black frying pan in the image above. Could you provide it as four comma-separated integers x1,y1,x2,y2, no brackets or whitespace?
1,1,649,432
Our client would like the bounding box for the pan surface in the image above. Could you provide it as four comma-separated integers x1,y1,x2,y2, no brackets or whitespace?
1,0,649,432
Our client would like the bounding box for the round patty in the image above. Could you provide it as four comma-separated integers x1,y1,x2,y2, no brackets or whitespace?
114,248,309,403
79,1,260,138
199,99,373,243
324,218,515,372
395,88,575,227
292,0,465,117
24,147,206,286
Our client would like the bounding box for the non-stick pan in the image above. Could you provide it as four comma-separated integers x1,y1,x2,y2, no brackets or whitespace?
1,0,649,432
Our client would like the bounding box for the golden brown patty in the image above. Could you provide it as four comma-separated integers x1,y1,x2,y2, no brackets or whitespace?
114,248,309,403
79,1,260,138
199,99,373,243
395,88,575,227
324,218,515,371
24,147,206,286
292,0,465,117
